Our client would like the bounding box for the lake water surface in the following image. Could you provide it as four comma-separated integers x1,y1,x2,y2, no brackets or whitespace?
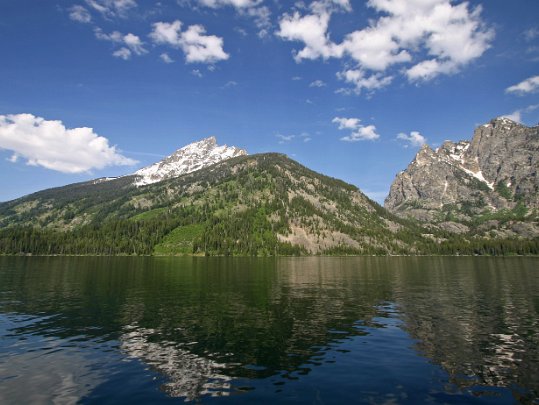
0,257,538,404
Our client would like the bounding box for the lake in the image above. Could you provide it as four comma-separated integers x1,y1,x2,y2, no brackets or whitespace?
0,257,538,404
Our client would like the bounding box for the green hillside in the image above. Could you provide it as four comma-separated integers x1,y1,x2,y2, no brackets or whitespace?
0,154,537,256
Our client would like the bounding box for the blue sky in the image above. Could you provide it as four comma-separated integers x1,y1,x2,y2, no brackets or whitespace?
1,0,538,203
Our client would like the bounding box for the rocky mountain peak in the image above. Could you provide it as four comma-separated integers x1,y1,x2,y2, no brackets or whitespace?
385,118,539,236
413,144,435,166
133,137,247,186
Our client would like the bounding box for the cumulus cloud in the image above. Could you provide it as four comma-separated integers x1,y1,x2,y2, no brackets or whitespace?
95,28,147,59
277,0,493,93
309,79,326,87
506,75,539,95
277,10,342,62
332,117,361,130
150,20,229,64
397,131,427,147
85,0,137,18
69,5,92,23
0,114,137,173
332,116,380,141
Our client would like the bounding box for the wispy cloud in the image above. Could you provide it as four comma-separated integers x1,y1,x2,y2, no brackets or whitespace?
309,79,326,88
276,134,295,144
506,75,539,95
160,53,174,63
85,0,137,18
69,5,92,23
194,0,271,38
502,104,539,124
95,28,147,60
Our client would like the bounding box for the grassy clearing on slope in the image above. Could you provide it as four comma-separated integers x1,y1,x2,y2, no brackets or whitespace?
153,224,204,255
130,207,168,221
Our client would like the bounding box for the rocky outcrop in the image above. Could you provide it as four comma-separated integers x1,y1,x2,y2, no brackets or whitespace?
385,118,539,234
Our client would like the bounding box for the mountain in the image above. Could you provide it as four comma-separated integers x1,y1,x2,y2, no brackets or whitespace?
1,134,538,257
133,136,247,186
0,151,437,256
385,118,539,237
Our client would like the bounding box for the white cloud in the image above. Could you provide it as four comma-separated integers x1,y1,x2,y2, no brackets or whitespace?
85,0,137,18
277,11,342,62
332,117,361,130
123,33,147,55
309,79,326,87
405,59,456,81
7,154,19,163
191,69,203,78
337,69,392,94
197,0,261,7
223,80,238,88
332,116,380,141
0,114,136,173
277,0,493,92
341,125,379,142
506,75,539,95
276,132,312,144
502,110,522,123
160,52,174,63
502,104,539,124
276,134,295,144
194,0,271,38
181,25,229,63
95,28,147,59
150,20,229,64
243,5,272,38
292,76,302,80
397,131,426,147
113,47,132,60
69,5,92,23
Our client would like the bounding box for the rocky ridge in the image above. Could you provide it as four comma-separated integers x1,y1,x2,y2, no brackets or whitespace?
385,117,539,236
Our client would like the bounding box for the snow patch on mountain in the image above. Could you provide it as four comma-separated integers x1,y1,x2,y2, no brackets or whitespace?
133,137,247,186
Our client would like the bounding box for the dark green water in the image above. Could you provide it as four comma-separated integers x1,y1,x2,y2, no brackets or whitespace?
0,257,538,404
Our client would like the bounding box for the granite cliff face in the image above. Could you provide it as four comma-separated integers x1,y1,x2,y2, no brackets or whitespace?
385,118,539,236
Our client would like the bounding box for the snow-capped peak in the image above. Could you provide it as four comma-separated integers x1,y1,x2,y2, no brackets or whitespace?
133,137,247,186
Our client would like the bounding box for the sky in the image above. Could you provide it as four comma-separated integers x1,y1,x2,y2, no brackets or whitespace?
1,0,538,204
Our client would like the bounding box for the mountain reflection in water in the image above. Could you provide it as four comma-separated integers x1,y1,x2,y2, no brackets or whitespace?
0,256,537,404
